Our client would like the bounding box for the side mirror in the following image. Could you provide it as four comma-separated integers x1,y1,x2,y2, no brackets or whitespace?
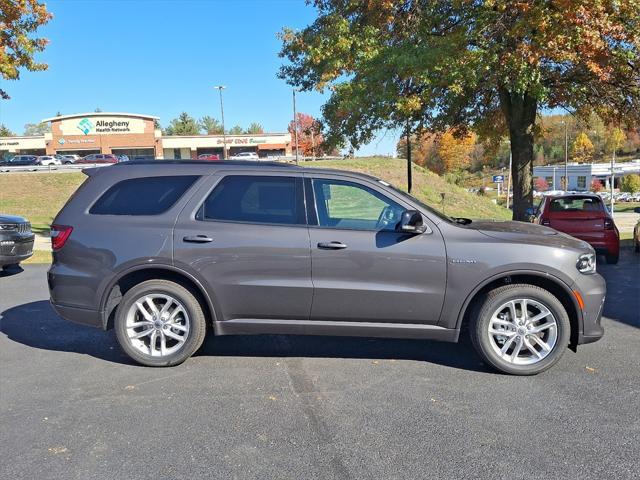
398,210,427,234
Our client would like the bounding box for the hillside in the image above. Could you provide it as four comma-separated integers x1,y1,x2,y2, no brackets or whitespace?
307,158,512,220
0,159,512,233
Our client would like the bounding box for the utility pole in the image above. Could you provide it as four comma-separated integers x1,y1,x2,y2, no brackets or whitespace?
292,89,299,164
610,147,616,217
406,120,412,193
214,86,227,159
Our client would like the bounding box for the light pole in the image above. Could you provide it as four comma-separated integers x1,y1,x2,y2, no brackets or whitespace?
562,120,568,191
214,86,227,159
292,89,299,164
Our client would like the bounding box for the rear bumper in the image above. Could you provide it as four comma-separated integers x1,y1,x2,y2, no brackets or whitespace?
571,232,619,256
573,273,606,345
50,301,104,329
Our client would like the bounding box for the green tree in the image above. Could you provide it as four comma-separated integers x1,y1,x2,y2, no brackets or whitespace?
0,0,52,99
199,116,224,134
571,133,594,163
164,112,200,136
227,125,244,135
23,122,50,135
605,127,626,155
245,122,264,134
620,174,640,193
0,124,15,136
279,1,640,220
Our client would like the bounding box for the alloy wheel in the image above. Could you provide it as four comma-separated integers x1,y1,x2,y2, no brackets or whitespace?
487,298,558,366
125,294,190,357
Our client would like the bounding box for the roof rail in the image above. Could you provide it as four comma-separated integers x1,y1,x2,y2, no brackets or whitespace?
114,159,296,168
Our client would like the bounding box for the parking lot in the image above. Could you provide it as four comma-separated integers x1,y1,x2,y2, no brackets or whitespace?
0,251,638,480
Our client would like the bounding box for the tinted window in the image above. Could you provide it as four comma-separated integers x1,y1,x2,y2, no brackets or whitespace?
549,196,604,213
200,175,304,225
312,179,404,231
90,175,198,215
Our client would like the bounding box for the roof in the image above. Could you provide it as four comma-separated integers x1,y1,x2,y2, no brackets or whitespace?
109,160,380,181
41,112,160,122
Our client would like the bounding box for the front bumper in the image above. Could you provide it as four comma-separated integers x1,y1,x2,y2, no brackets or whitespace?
0,236,35,266
572,272,606,344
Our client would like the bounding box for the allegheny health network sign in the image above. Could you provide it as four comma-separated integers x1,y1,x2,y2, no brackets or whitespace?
59,115,147,136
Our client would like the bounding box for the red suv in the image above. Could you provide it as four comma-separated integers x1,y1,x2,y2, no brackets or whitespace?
534,194,619,264
77,154,119,164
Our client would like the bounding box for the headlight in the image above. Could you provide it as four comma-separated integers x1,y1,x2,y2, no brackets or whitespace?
576,253,596,274
0,223,17,231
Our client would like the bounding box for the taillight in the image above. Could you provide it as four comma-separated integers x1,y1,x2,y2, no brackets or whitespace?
541,218,551,226
604,218,614,230
51,225,73,251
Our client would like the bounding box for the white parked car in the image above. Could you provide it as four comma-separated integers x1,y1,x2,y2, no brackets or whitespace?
230,152,260,161
60,154,81,163
36,155,62,166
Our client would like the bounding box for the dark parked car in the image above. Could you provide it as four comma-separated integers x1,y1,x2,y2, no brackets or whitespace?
77,154,118,164
0,155,39,169
48,161,605,374
533,193,620,264
0,214,34,270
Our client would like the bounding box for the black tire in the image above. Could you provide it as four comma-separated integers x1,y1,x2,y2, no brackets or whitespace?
470,284,570,375
114,279,207,367
605,253,619,264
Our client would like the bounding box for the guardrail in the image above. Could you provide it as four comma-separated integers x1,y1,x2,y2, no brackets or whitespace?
0,163,114,173
0,156,350,173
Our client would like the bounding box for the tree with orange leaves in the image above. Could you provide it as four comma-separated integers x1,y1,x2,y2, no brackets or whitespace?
280,1,640,220
0,0,52,100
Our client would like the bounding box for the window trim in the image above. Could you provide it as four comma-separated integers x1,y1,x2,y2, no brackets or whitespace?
195,173,307,228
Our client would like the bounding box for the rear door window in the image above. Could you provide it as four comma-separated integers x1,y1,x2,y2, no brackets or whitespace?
199,175,305,225
90,175,199,215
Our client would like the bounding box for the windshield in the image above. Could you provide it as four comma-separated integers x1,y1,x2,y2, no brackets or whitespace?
383,181,454,224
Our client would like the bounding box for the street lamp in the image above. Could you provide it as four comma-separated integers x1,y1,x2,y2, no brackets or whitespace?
214,86,227,160
561,119,568,191
292,89,299,164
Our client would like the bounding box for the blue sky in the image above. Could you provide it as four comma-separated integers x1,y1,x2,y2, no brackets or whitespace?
0,0,398,156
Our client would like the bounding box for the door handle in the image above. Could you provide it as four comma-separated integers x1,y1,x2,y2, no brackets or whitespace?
317,241,347,250
183,235,213,243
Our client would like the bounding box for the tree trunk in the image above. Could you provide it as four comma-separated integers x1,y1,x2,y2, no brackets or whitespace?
498,88,537,222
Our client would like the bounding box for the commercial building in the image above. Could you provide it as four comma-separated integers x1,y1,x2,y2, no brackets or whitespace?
533,160,640,191
0,112,292,160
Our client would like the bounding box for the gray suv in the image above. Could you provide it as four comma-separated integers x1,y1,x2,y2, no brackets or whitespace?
48,161,605,374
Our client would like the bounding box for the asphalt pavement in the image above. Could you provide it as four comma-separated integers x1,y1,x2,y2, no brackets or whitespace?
1,251,638,480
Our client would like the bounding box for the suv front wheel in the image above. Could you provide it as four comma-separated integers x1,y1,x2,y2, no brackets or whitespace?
115,279,207,366
470,284,570,375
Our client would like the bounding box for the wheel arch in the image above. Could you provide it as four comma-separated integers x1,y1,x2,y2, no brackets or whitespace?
457,270,582,350
100,265,217,331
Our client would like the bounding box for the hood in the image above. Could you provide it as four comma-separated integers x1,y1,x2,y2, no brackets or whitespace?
470,220,592,251
0,214,28,224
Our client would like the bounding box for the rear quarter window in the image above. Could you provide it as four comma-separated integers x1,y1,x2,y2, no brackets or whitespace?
549,197,603,213
90,175,199,215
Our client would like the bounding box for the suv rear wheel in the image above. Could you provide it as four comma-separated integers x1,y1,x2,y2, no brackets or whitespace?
470,284,570,375
114,280,207,367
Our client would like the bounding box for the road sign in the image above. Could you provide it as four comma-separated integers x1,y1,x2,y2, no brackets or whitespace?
493,175,504,183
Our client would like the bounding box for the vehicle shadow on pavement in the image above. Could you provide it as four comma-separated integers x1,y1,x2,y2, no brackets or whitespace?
597,249,640,328
0,300,489,372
